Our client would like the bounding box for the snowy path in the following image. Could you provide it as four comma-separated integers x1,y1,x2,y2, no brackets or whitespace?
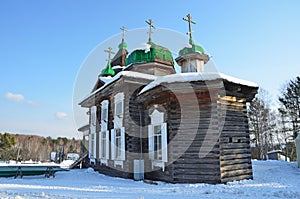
0,160,299,199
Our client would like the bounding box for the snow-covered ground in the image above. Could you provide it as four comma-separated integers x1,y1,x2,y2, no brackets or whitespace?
0,160,299,199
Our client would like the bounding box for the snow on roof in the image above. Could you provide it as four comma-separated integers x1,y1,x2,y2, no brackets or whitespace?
77,124,89,132
99,76,113,84
131,43,151,53
112,65,123,70
139,72,258,95
220,73,258,88
79,71,156,104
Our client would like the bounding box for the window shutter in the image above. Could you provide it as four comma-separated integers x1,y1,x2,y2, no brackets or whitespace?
120,127,125,161
90,124,96,134
93,133,97,157
91,106,97,126
90,106,97,158
88,134,92,158
105,130,109,160
99,132,103,159
104,103,108,121
89,126,96,157
148,125,154,160
161,123,168,162
111,129,115,160
101,120,108,132
121,97,124,116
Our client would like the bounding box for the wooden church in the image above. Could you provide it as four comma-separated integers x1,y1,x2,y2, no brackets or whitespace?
79,15,258,184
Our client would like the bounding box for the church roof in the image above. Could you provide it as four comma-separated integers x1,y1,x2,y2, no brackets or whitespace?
126,42,174,65
139,72,258,95
79,71,156,105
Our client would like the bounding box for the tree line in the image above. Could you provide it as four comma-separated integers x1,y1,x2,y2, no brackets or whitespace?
0,133,82,162
248,76,300,161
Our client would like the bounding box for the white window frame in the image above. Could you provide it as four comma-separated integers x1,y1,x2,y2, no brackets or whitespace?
153,125,163,161
114,93,124,119
91,106,97,126
99,130,109,165
99,100,109,165
100,100,109,132
115,101,123,116
148,108,167,171
90,106,97,159
88,133,93,159
111,127,125,168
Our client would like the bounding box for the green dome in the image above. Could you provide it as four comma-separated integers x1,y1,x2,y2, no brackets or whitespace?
118,41,128,50
179,42,205,56
126,42,174,65
101,61,115,77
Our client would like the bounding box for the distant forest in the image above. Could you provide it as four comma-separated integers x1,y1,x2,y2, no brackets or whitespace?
0,133,83,161
248,76,300,161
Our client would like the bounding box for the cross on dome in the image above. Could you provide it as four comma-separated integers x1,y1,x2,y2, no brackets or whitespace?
145,19,156,43
104,47,115,62
120,26,127,42
183,14,196,44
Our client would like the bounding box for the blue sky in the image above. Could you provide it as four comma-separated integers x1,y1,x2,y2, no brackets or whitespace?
0,0,299,138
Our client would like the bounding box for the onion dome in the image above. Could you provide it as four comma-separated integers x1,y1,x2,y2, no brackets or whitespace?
101,47,116,77
101,60,115,77
178,42,205,56
126,42,174,66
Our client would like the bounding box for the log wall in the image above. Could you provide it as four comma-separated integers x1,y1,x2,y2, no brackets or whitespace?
219,96,253,183
169,84,222,184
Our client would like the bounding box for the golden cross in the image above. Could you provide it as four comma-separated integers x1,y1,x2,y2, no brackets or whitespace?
104,47,115,61
120,26,127,42
183,14,196,44
145,19,156,42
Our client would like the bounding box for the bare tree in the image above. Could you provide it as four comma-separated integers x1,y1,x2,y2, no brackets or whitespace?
248,89,276,159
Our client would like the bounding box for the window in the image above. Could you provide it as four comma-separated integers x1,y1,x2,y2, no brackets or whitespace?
90,106,97,159
115,129,122,160
148,108,167,170
112,93,125,167
111,127,125,162
101,107,107,121
154,125,162,160
99,131,109,163
100,100,109,132
149,123,167,162
114,93,124,118
99,100,109,164
115,101,123,116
